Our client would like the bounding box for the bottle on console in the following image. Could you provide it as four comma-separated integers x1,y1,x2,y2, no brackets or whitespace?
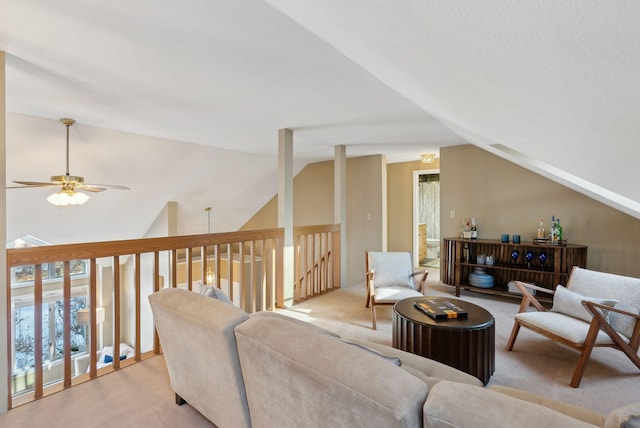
556,218,563,241
550,215,559,242
537,218,545,240
470,217,478,239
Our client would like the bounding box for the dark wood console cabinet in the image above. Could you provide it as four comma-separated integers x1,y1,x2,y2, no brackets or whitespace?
442,238,587,299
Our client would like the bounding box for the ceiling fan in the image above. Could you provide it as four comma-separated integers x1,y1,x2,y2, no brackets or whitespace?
8,118,130,206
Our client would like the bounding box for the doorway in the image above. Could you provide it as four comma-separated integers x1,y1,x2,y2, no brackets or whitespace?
413,170,440,269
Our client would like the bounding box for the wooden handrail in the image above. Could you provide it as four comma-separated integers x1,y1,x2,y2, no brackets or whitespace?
5,225,339,409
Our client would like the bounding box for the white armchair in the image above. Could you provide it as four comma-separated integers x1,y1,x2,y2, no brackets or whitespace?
506,267,640,387
365,251,428,330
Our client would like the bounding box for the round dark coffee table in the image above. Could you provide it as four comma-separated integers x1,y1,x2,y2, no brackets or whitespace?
392,296,495,385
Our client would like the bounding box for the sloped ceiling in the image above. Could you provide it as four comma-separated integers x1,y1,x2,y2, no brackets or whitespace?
266,0,640,218
2,1,639,245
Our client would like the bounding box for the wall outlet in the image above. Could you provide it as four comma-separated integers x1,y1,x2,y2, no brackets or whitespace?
450,210,456,219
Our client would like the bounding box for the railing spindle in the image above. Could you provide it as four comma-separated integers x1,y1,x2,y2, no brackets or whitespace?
89,259,97,378
114,256,121,364
34,264,43,397
63,261,71,386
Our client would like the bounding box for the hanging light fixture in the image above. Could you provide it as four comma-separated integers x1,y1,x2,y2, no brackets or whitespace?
47,183,90,206
421,153,436,164
205,207,215,285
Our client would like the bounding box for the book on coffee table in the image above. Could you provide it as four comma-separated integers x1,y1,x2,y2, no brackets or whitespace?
414,299,468,321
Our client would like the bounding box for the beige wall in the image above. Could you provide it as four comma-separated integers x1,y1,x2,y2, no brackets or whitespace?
244,145,640,284
243,155,385,286
441,145,640,277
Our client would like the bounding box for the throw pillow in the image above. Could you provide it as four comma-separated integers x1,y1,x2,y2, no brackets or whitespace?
551,285,618,323
199,283,232,305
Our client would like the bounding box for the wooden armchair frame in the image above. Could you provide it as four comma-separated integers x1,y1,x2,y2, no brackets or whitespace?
506,281,640,388
365,251,428,330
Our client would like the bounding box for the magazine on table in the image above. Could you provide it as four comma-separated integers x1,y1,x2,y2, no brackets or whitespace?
414,299,468,321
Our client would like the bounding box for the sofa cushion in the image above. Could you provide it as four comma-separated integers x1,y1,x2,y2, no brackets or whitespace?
235,315,428,428
344,338,483,390
250,311,340,338
339,339,401,366
551,285,618,323
488,385,605,426
424,381,598,428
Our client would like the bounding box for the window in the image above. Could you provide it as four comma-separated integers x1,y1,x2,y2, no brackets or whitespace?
12,260,87,284
14,295,88,369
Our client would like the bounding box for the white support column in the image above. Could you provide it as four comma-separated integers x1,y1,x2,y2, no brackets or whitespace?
0,51,8,412
278,129,294,306
334,145,347,286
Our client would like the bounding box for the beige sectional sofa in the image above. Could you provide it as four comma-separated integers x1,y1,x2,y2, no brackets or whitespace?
149,288,639,428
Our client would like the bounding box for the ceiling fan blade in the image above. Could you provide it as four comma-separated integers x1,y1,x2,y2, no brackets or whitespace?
9,181,60,188
79,185,107,193
84,183,130,190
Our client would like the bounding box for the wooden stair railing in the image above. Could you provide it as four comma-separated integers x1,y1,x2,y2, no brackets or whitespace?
5,225,340,409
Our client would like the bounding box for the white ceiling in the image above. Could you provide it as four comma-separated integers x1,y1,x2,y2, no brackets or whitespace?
2,1,639,244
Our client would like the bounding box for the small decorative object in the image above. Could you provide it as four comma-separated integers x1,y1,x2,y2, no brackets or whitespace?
525,251,534,269
485,255,495,265
511,250,519,267
501,234,509,243
476,254,486,264
512,234,521,244
468,267,494,288
538,252,548,270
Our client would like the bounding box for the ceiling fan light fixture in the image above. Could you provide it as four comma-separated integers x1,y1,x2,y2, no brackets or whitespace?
47,187,89,206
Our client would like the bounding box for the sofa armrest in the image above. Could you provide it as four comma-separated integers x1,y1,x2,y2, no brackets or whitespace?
424,381,600,428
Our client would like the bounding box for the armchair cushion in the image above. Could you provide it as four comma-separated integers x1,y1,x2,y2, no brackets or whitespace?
368,252,415,289
373,286,423,303
515,312,616,345
551,285,618,323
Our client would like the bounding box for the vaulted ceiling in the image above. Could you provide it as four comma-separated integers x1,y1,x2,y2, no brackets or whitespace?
2,1,639,245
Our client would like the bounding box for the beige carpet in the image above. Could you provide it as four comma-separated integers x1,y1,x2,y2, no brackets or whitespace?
278,275,640,415
1,275,637,426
